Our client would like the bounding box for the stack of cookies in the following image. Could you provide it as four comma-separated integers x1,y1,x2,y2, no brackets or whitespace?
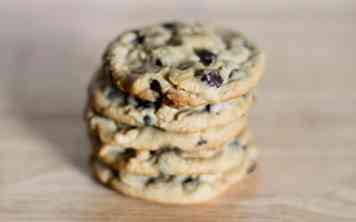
85,22,264,204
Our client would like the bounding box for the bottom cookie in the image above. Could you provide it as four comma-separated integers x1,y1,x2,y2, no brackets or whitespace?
92,144,258,204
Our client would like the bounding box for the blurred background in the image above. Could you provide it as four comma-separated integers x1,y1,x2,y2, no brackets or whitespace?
1,1,356,221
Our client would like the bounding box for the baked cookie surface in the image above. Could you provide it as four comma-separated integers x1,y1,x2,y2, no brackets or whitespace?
91,76,254,132
104,22,264,107
92,141,257,204
87,110,247,152
96,130,252,176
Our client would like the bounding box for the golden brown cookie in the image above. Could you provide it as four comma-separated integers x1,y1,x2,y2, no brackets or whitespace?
104,22,264,108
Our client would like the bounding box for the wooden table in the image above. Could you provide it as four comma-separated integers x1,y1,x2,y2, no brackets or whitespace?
1,1,355,221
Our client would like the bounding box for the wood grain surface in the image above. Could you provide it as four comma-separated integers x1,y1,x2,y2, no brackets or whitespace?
1,1,356,221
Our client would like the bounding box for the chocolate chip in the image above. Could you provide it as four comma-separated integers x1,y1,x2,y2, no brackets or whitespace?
133,30,145,44
194,49,217,66
162,22,179,31
194,69,204,77
153,99,163,110
242,145,248,151
121,148,137,162
183,176,195,184
145,174,175,186
155,58,163,67
247,162,257,174
177,61,194,70
182,176,200,191
150,79,162,94
143,115,152,125
112,169,120,178
204,104,211,112
135,98,152,109
197,139,207,146
145,177,156,186
148,147,182,164
198,70,223,88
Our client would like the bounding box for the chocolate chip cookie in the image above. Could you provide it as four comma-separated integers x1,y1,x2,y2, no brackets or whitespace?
86,21,265,204
92,140,257,204
96,130,253,176
91,74,255,132
103,22,264,107
87,109,247,152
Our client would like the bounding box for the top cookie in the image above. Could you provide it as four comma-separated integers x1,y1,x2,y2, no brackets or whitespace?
104,22,264,107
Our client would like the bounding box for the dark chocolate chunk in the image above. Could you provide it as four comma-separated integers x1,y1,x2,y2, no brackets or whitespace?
145,174,175,186
198,70,223,88
145,177,156,186
182,176,200,191
194,69,204,77
135,99,152,109
143,115,152,125
153,99,163,110
155,58,163,67
204,104,211,112
182,176,199,187
183,176,195,185
242,145,248,151
147,150,158,163
111,169,120,178
162,22,179,31
121,148,137,162
150,79,162,94
133,30,145,44
194,49,217,66
148,147,182,164
247,162,257,174
197,139,207,146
